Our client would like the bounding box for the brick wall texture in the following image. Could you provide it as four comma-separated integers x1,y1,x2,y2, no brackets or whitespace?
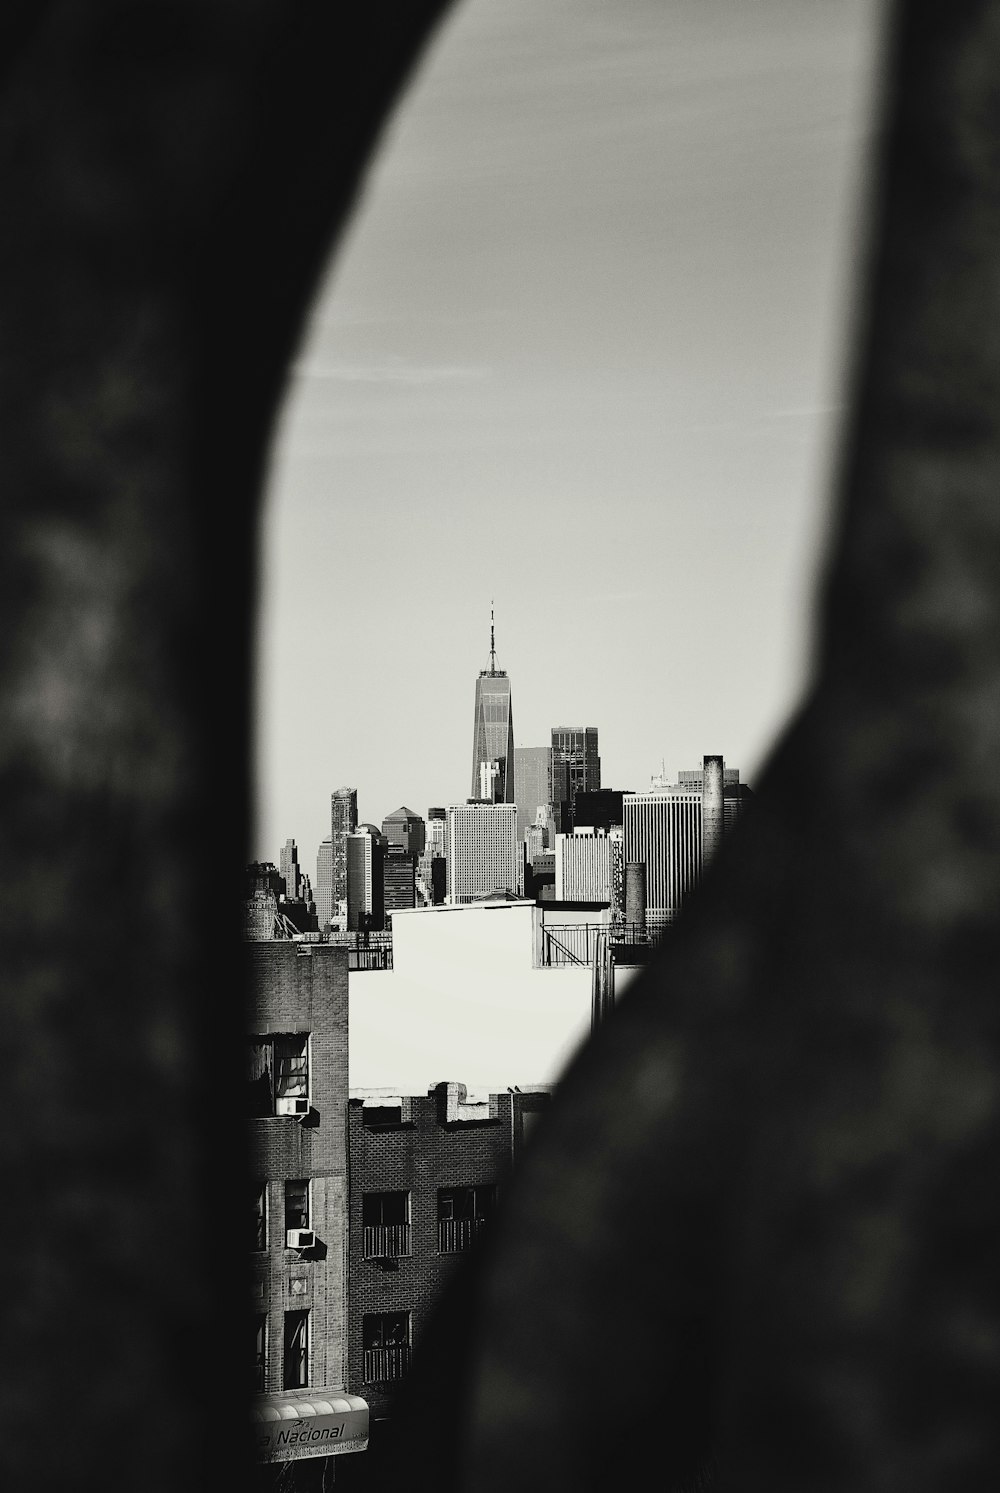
347,1087,551,1419
246,942,350,1397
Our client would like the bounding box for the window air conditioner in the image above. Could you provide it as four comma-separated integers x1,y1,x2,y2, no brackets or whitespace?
286,1229,316,1250
276,1097,310,1116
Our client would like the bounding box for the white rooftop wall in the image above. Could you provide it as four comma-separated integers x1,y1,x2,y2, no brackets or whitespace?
348,902,593,1093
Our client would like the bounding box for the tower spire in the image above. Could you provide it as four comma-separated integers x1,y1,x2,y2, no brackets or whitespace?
490,600,496,674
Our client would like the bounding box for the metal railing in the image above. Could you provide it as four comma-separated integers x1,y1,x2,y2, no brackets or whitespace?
364,1345,411,1383
327,931,394,970
437,1216,489,1253
363,1223,411,1259
539,923,603,966
539,921,659,967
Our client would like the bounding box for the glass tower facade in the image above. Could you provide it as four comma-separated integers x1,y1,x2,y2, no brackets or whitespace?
471,649,514,804
551,727,601,820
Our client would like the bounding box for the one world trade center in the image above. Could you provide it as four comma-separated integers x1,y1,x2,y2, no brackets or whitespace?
470,607,514,803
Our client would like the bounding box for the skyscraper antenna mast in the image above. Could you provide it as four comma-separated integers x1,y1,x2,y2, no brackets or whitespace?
490,600,496,674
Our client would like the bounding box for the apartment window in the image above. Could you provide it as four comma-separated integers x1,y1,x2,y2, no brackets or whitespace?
363,1312,410,1383
252,1182,267,1252
253,1313,267,1392
247,1035,310,1117
362,1191,410,1259
285,1180,310,1233
438,1185,496,1253
283,1310,309,1390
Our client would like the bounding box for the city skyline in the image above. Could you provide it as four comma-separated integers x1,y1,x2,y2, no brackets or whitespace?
253,0,886,862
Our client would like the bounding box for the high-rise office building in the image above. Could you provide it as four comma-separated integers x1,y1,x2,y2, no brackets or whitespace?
622,787,702,932
347,825,386,933
278,838,301,901
315,838,334,930
383,846,417,918
470,610,514,803
418,808,447,906
551,727,600,821
572,789,628,835
446,802,521,904
513,746,567,844
425,809,446,858
622,756,747,931
381,807,426,858
554,828,623,908
331,787,359,905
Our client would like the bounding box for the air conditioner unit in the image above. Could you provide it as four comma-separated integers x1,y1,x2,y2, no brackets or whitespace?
276,1096,310,1116
286,1229,316,1250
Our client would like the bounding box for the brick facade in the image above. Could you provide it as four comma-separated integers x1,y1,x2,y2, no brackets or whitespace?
247,941,350,1398
346,1082,552,1421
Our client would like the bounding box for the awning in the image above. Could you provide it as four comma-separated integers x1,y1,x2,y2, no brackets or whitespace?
252,1392,369,1462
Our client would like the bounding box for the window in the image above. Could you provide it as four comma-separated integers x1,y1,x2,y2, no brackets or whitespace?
285,1180,310,1233
247,1035,310,1117
253,1313,267,1392
362,1191,410,1258
363,1312,410,1383
252,1182,267,1252
438,1185,496,1253
283,1310,309,1390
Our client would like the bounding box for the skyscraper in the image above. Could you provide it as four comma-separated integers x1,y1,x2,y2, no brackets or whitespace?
383,846,417,917
622,756,748,932
622,786,703,933
470,609,514,803
551,727,600,821
381,807,426,858
347,824,386,933
278,837,301,901
554,828,623,909
331,787,358,906
418,808,447,906
446,803,521,904
514,746,563,844
315,838,334,931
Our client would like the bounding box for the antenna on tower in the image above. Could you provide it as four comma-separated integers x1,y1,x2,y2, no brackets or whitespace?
490,600,496,673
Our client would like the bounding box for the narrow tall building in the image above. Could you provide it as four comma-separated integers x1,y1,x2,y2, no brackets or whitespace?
331,787,359,907
315,838,334,931
551,726,600,821
347,824,386,933
279,838,301,901
418,808,447,906
247,940,370,1468
470,608,514,803
513,746,567,844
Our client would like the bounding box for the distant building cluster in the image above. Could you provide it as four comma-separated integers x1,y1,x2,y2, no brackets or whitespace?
261,613,752,941
246,609,754,1479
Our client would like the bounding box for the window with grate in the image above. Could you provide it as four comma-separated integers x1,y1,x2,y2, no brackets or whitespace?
437,1184,496,1252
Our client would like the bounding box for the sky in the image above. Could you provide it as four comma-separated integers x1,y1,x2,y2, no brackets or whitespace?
253,0,888,867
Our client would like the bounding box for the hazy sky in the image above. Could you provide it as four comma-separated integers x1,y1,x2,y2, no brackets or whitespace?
253,0,887,867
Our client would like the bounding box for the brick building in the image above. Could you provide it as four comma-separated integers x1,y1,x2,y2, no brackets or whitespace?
247,940,369,1469
346,1081,552,1425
